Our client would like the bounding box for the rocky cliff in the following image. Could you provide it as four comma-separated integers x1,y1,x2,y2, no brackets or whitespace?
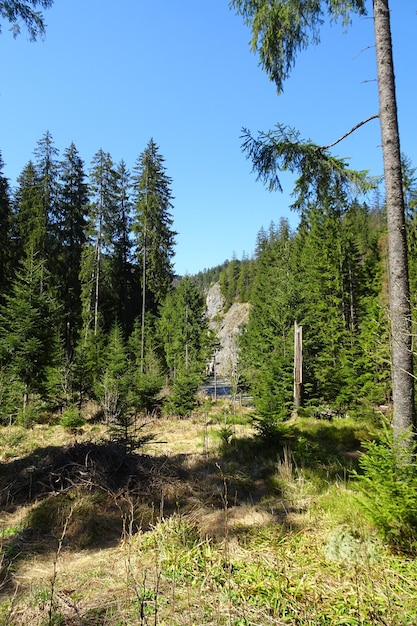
205,283,250,378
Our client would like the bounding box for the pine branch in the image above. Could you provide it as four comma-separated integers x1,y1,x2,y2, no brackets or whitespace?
320,114,380,151
241,123,375,211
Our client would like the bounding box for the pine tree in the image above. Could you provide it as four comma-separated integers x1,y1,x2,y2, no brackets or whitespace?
0,251,60,421
0,152,12,303
55,142,88,356
132,139,177,372
231,0,415,440
158,276,210,379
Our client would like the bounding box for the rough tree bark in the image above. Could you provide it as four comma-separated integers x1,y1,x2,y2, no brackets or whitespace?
373,0,416,440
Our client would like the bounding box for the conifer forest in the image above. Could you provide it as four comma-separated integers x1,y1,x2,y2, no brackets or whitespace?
0,133,214,424
1,132,417,428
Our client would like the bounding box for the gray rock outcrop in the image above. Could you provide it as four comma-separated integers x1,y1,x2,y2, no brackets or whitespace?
205,283,249,378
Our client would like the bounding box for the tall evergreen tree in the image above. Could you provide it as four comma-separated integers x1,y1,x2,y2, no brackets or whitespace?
0,152,12,303
236,253,252,303
34,131,59,261
373,0,415,440
158,276,210,379
0,251,60,420
107,159,134,333
241,218,298,419
403,157,417,311
56,142,88,355
132,139,176,310
132,139,177,371
231,0,415,440
14,160,44,259
219,255,240,309
296,201,365,408
80,149,118,338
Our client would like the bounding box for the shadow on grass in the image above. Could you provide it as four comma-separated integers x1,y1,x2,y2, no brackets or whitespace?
0,417,372,592
230,416,376,477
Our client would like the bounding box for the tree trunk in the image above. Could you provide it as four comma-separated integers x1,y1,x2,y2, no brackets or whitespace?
141,231,146,375
293,321,303,409
373,0,416,439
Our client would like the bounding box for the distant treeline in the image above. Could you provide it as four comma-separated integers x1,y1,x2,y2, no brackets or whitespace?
0,133,212,423
1,131,417,429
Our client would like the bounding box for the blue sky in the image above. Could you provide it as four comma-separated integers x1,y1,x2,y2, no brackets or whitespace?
1,1,415,275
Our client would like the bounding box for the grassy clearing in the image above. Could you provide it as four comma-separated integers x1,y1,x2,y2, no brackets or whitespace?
0,404,416,625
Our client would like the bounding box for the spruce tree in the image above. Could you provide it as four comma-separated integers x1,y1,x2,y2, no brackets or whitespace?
236,253,252,303
296,202,361,408
56,142,88,356
132,139,177,372
14,161,44,259
102,323,128,424
231,0,415,440
80,149,119,338
107,159,134,334
158,276,210,379
0,251,60,421
126,319,163,416
132,140,176,308
241,218,298,420
0,152,12,303
403,157,417,312
34,131,59,263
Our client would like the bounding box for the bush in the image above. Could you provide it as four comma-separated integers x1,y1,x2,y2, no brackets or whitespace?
165,373,200,417
108,412,154,455
354,425,417,553
59,406,85,434
252,412,289,447
128,371,163,415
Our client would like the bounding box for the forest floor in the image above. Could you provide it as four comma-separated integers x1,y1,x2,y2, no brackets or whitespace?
0,403,416,625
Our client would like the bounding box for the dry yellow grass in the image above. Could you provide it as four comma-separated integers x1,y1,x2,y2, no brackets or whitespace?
0,412,416,625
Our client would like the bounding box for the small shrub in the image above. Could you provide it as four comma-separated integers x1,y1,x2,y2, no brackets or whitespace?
252,412,289,447
109,412,155,455
218,424,234,446
59,406,85,435
354,426,417,553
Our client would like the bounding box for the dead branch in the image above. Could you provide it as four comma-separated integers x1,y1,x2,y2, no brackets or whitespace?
320,114,379,151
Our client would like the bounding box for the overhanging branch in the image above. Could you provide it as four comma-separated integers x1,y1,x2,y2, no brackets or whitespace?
320,114,379,151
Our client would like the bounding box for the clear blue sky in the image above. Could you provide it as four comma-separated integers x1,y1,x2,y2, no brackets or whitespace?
1,1,415,275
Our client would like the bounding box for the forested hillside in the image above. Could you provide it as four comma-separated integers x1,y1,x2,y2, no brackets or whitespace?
0,133,212,426
211,177,417,431
2,131,417,431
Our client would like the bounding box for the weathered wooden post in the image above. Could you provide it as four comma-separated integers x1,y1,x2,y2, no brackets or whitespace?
294,321,303,410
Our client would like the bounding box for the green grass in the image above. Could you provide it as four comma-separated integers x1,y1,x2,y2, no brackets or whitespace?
0,411,416,625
